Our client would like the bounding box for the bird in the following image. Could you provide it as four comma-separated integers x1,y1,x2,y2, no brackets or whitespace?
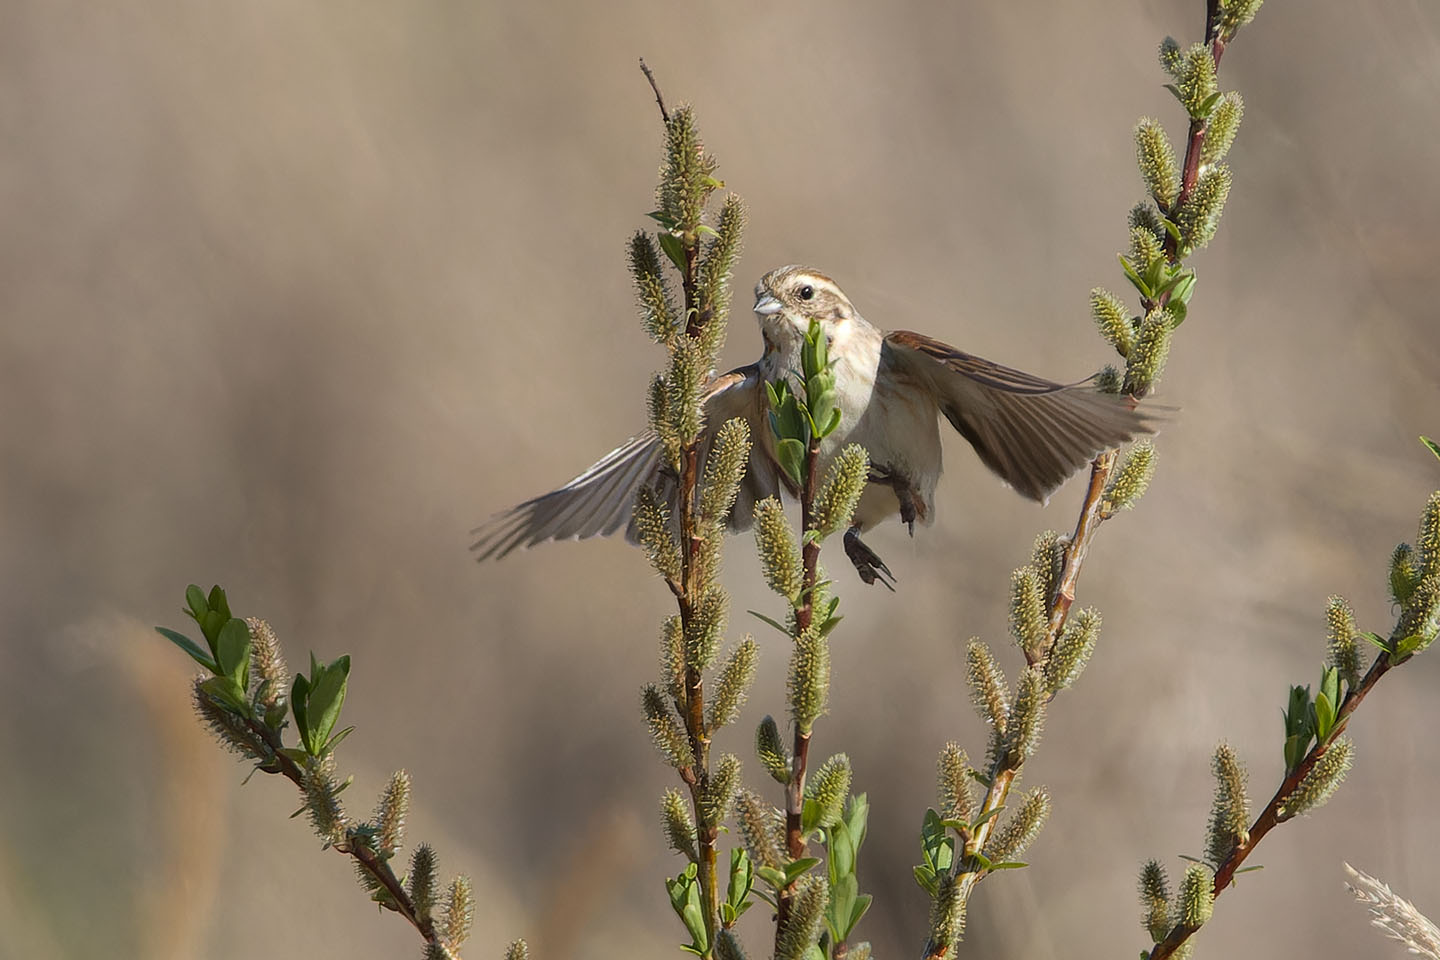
472,265,1156,586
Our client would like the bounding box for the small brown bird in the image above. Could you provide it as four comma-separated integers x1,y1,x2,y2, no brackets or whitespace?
473,266,1154,585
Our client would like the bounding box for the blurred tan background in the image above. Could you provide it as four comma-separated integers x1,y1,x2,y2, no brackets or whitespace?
3,1,1439,958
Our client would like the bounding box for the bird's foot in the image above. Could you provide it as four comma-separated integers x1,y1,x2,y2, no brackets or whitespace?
898,493,918,537
844,526,896,590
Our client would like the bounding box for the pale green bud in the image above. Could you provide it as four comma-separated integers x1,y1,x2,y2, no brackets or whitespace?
735,788,784,868
756,715,791,784
1201,91,1244,168
1124,308,1175,396
1176,163,1232,254
928,874,966,953
642,683,694,770
1044,607,1099,693
754,498,802,604
1104,440,1157,513
1205,743,1250,867
408,844,438,923
804,753,852,829
937,742,976,825
1279,736,1354,820
374,769,411,858
984,786,1050,863
776,874,828,960
1003,667,1047,766
661,788,698,861
789,633,830,733
1008,565,1048,658
1177,863,1214,928
1091,287,1134,358
708,638,758,732
810,444,870,539
1325,595,1362,689
443,876,475,949
1139,860,1171,941
634,485,681,582
1135,118,1181,209
700,418,752,531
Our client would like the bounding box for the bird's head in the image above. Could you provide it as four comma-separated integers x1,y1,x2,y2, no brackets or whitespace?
752,266,859,355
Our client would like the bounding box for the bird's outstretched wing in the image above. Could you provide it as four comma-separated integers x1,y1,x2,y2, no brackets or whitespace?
884,330,1157,502
471,365,775,560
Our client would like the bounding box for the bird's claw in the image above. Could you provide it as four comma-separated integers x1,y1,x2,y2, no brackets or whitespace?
844,526,896,591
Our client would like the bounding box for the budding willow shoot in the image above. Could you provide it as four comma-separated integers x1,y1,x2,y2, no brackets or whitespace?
1205,744,1250,866
1279,737,1354,820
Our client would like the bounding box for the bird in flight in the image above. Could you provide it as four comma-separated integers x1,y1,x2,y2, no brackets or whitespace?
473,265,1155,586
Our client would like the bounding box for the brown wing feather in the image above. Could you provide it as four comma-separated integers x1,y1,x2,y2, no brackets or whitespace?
885,330,1157,502
471,365,776,560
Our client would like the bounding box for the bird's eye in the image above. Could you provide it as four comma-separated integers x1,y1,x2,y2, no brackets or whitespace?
798,285,815,301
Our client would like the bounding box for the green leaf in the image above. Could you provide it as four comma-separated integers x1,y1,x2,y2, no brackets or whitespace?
987,860,1029,871
1118,253,1151,298
783,857,821,885
828,821,855,881
215,618,253,690
323,725,356,756
1196,90,1224,119
1393,633,1426,660
777,438,806,487
1423,436,1440,462
913,864,938,896
1358,630,1392,652
185,584,209,619
1312,692,1335,740
755,864,787,889
304,656,351,757
156,627,219,672
696,224,719,238
970,805,1004,829
850,892,872,931
727,847,754,913
200,675,248,712
291,672,313,751
657,232,687,273
746,610,791,636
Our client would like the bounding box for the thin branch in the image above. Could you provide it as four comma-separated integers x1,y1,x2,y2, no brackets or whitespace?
1146,652,1397,960
237,715,444,951
639,58,670,123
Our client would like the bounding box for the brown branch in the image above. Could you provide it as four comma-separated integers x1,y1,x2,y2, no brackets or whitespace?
234,714,444,951
1146,651,1396,959
639,58,670,123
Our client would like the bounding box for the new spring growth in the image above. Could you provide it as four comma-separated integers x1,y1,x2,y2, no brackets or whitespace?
985,787,1051,864
707,637,758,732
1168,43,1219,119
245,617,288,714
685,584,727,670
1417,493,1440,577
631,233,676,343
302,765,348,846
700,419,752,530
1178,863,1215,928
789,632,830,734
1391,543,1419,605
1176,164,1232,255
966,639,1011,749
715,931,749,960
805,753,853,830
408,843,438,923
1205,744,1250,867
1139,860,1172,942
443,876,475,950
755,498,803,604
1003,667,1047,767
701,753,742,827
1127,225,1167,284
1044,607,1100,693
374,770,411,858
1124,308,1175,395
756,715,791,784
1135,118,1181,209
1201,92,1244,168
643,683,695,770
1217,0,1265,40
937,742,977,825
1279,737,1354,820
504,940,530,960
735,788,785,869
659,107,719,235
1393,574,1440,659
1031,530,1065,602
1104,440,1157,515
928,874,966,954
192,678,265,761
660,615,685,705
809,444,869,539
1326,596,1362,690
662,788,698,861
776,874,829,960
698,194,747,322
1009,565,1048,659
1091,287,1134,358
635,486,681,583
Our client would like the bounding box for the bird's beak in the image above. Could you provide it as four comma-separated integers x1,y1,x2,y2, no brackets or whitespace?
753,294,782,316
